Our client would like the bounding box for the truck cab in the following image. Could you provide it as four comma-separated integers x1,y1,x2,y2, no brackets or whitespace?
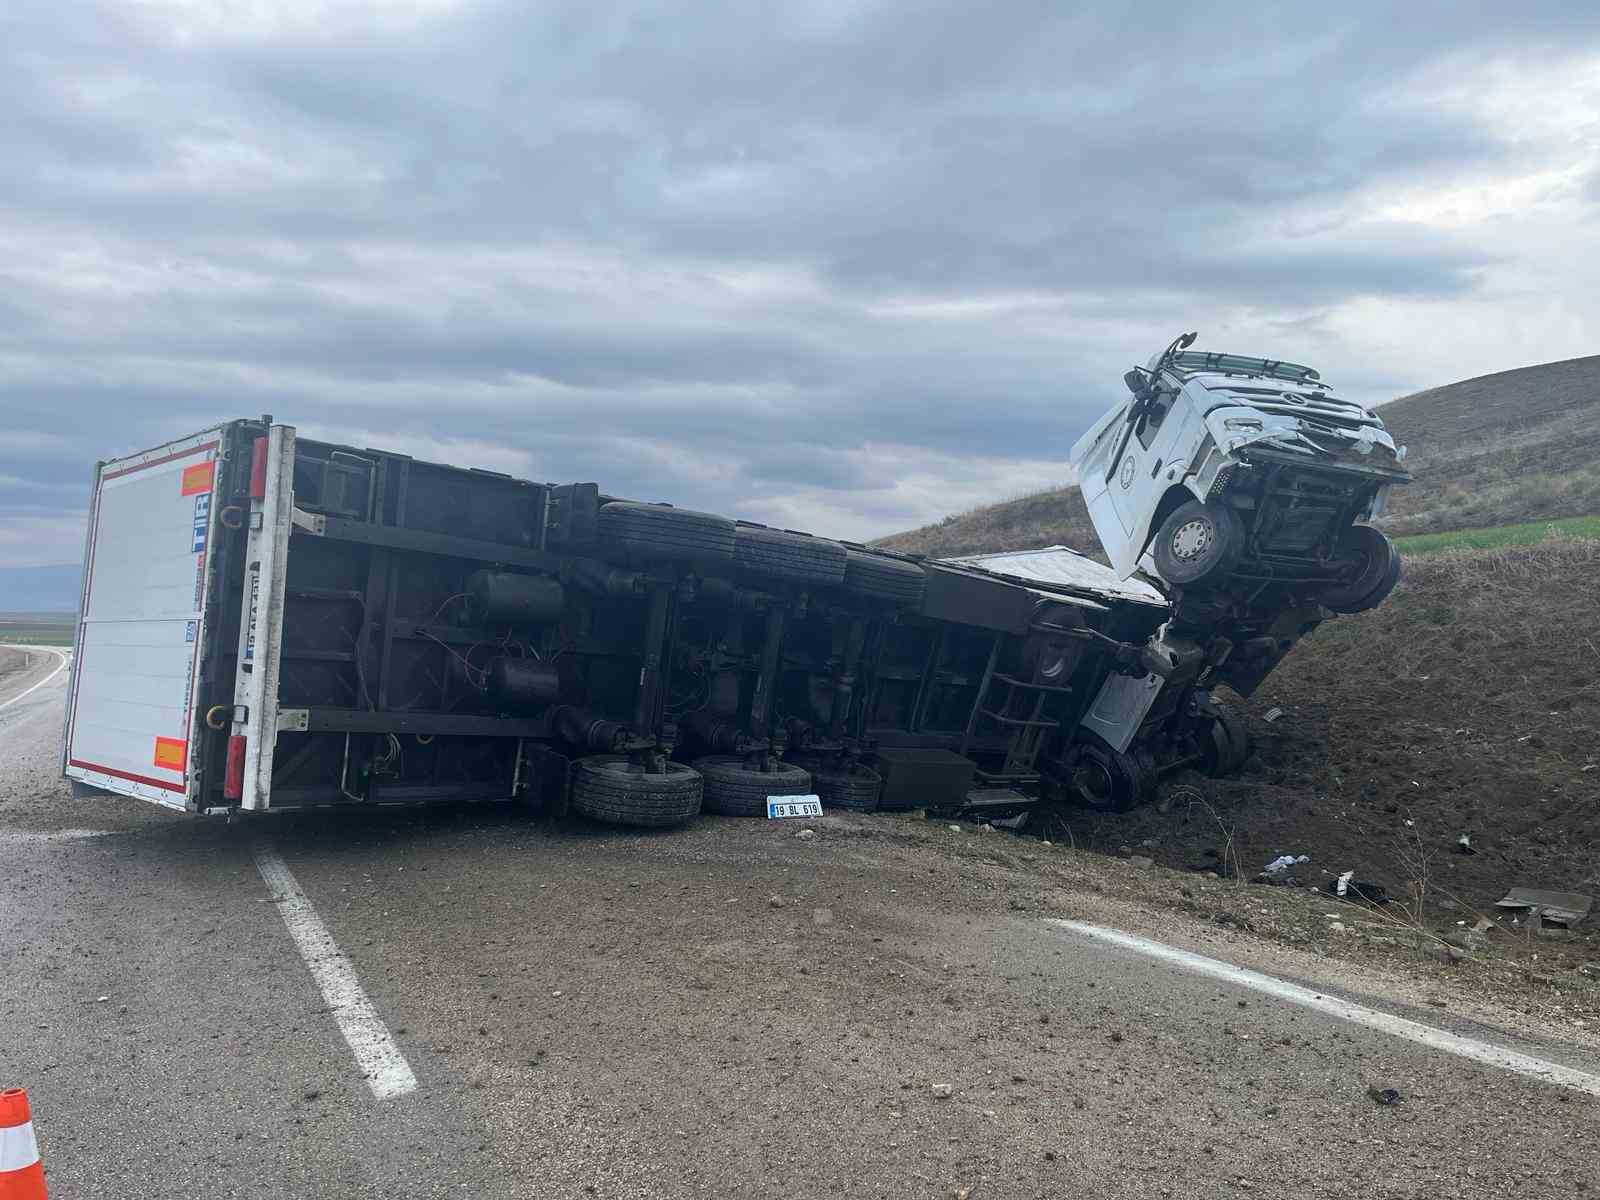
1070,335,1411,697
1073,334,1410,612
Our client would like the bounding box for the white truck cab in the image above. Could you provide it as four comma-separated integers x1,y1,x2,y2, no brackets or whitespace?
1072,333,1410,616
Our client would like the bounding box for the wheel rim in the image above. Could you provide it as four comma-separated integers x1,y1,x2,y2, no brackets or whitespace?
1074,760,1115,807
1171,518,1213,562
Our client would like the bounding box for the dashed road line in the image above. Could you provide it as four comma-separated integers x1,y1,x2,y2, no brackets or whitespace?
254,846,419,1100
1047,919,1600,1097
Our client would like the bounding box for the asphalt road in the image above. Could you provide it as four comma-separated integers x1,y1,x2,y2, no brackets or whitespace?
2,667,1597,1198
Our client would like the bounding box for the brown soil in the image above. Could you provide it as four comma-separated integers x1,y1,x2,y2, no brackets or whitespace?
1068,539,1600,946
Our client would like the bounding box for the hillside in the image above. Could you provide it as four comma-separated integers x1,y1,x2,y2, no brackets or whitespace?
1090,537,1600,917
876,353,1600,558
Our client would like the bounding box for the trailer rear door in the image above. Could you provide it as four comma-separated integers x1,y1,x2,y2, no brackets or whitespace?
63,428,226,809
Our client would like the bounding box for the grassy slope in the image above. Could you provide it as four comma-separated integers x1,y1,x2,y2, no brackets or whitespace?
875,353,1600,559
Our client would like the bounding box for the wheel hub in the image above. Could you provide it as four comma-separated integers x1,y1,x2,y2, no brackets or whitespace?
1171,518,1213,562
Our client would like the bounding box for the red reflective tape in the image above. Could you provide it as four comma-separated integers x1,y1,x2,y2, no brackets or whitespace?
101,439,219,481
248,436,269,500
67,760,186,794
224,735,247,800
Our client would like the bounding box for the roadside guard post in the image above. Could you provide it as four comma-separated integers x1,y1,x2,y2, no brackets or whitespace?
0,1088,46,1199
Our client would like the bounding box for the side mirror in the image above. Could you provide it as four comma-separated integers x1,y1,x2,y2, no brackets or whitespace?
1123,369,1149,398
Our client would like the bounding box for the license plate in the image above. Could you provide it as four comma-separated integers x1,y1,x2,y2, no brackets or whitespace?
767,795,822,819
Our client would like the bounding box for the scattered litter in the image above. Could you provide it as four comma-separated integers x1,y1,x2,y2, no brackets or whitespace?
1262,854,1310,877
946,824,962,833
795,828,817,842
991,814,1028,831
768,896,785,909
1366,1086,1404,1106
1494,888,1593,929
1328,872,1390,905
1454,833,1475,855
1263,707,1285,723
931,1082,953,1099
95,995,109,1003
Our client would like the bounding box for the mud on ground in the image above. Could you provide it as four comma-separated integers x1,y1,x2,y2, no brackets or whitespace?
1061,538,1600,1002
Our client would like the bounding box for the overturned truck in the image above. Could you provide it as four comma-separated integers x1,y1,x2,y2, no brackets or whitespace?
61,421,1227,822
62,346,1405,824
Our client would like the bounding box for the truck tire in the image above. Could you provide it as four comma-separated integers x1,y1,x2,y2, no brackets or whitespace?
842,549,926,607
1150,500,1243,588
733,523,847,585
694,756,813,817
597,502,735,567
807,762,882,812
570,755,703,827
1321,525,1400,614
1063,735,1151,813
1200,706,1249,777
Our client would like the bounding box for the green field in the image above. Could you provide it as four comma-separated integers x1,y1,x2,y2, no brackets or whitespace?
0,613,77,646
1393,515,1600,555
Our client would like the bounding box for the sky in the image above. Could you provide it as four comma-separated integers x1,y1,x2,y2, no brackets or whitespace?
3,1,1599,570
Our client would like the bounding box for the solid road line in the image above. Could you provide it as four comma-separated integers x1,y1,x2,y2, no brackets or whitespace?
0,647,69,712
254,846,419,1100
1047,919,1600,1098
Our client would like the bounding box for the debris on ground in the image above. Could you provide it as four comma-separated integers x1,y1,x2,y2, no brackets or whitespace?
1261,854,1310,877
1328,872,1390,905
1494,888,1593,930
1366,1086,1404,1106
795,828,817,841
931,1083,953,1100
1262,707,1285,723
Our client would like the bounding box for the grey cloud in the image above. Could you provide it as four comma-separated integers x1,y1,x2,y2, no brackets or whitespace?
3,0,1599,566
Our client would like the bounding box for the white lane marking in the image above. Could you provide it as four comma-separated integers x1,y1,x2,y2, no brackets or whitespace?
1048,920,1600,1097
0,647,69,712
0,829,112,845
254,846,419,1100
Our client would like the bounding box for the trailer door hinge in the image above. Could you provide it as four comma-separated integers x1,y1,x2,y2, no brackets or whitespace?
277,708,310,733
291,507,326,536
232,703,250,725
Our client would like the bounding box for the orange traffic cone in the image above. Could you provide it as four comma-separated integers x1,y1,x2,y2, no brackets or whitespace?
0,1089,46,1199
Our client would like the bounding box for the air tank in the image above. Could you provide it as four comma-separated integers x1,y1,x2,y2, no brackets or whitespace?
465,570,565,625
486,657,561,711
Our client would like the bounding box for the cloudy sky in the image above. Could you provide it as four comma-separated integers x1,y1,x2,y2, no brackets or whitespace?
3,1,1599,570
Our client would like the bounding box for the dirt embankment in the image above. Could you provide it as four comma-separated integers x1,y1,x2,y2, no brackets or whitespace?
1080,539,1600,928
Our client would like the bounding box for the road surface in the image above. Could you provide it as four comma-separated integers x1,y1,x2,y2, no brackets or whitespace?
1,669,1596,1198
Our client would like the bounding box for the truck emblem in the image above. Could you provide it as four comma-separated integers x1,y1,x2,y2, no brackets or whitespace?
1119,455,1136,489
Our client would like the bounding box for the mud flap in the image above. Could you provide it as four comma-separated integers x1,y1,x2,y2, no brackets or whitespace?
1078,671,1164,754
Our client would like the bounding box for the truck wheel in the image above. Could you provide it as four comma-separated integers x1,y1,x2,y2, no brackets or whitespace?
1064,735,1151,813
1150,500,1243,587
1320,525,1400,614
1200,706,1249,777
733,524,848,585
597,502,735,567
842,549,926,607
570,755,703,827
694,756,813,817
807,762,882,812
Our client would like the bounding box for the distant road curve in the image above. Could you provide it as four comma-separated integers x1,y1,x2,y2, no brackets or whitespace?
0,645,70,711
